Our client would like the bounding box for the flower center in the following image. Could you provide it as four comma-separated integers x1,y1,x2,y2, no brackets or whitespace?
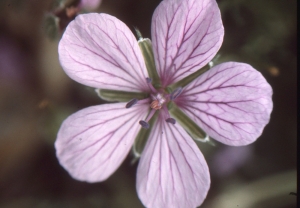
126,78,182,129
150,93,166,110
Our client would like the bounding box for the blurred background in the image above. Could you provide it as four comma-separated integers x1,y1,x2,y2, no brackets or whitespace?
0,0,297,207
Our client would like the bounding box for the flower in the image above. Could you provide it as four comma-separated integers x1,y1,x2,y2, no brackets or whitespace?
55,0,273,207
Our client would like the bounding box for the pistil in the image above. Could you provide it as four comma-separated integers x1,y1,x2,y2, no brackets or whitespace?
139,108,156,129
132,79,183,129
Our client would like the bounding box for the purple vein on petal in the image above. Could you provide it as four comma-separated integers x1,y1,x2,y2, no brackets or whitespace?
59,13,149,92
71,21,146,89
55,102,150,182
65,105,145,148
65,48,142,90
80,111,141,174
91,20,147,87
167,10,214,83
165,124,189,203
151,0,224,86
137,114,210,207
177,62,272,145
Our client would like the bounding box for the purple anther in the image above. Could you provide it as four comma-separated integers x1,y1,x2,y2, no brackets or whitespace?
139,120,150,129
170,87,183,100
166,118,176,124
126,98,138,108
146,77,157,93
146,77,152,83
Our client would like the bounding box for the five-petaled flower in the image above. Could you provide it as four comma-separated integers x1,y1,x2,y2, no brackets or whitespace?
55,0,273,207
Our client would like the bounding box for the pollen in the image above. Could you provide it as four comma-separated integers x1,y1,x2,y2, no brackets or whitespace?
150,93,167,110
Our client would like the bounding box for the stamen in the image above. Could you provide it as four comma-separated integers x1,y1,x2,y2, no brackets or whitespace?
146,77,152,83
145,109,156,122
162,106,171,119
146,77,157,93
170,87,183,100
162,106,176,124
139,109,156,129
139,120,150,129
139,98,151,104
166,118,176,124
126,98,138,108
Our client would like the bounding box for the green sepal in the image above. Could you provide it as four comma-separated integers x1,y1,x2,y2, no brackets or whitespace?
168,102,207,140
132,111,158,159
43,14,59,40
95,89,149,102
166,64,210,93
137,38,161,89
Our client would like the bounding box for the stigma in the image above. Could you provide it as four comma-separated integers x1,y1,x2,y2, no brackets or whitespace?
150,93,166,110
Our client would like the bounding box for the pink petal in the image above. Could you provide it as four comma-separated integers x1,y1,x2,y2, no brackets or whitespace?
177,62,273,146
151,0,224,86
59,13,149,92
55,103,149,182
137,115,210,208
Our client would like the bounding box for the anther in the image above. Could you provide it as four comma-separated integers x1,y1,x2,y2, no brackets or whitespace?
139,120,150,129
126,98,138,108
166,118,176,124
170,87,183,100
146,77,152,83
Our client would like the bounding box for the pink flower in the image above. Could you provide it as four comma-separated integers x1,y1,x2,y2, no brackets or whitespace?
55,0,273,207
